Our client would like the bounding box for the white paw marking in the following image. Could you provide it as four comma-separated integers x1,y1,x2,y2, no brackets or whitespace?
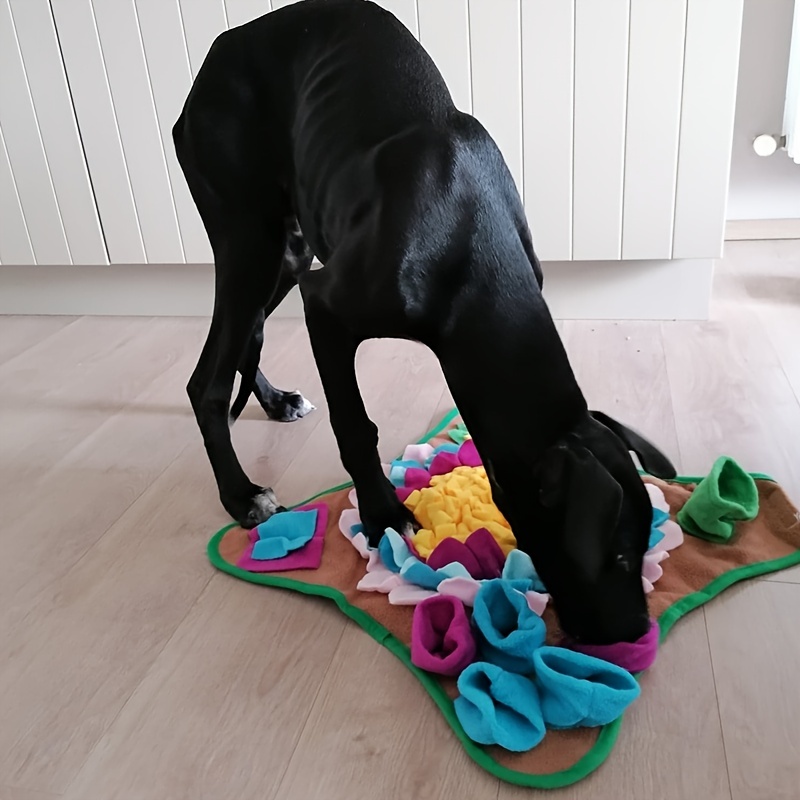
252,488,280,517
276,392,315,422
294,393,315,418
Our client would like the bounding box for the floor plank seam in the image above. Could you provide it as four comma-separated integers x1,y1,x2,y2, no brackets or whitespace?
267,619,349,800
702,608,735,800
0,316,82,370
58,572,218,797
657,321,687,473
25,435,197,616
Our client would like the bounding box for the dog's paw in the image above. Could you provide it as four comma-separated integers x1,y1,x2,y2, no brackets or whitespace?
263,390,315,423
362,500,419,549
225,486,284,529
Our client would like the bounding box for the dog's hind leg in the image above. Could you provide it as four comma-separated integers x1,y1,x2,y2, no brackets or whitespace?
173,86,295,524
230,226,316,423
186,215,290,527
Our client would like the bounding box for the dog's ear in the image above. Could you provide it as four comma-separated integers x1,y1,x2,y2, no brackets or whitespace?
590,411,677,479
537,444,623,581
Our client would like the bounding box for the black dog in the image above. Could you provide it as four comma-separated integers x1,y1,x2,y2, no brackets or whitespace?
173,0,677,645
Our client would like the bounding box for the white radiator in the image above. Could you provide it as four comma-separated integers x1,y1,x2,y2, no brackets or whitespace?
0,0,743,268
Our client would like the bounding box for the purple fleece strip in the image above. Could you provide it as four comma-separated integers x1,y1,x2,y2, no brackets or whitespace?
411,595,477,676
457,439,482,467
566,617,659,673
404,468,432,490
427,528,505,579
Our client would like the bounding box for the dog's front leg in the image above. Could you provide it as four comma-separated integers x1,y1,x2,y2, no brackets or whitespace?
304,303,417,546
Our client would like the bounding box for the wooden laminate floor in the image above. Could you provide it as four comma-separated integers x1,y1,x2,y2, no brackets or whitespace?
2,240,800,799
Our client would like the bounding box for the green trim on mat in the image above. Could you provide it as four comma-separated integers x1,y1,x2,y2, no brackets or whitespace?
207,525,626,788
206,409,799,789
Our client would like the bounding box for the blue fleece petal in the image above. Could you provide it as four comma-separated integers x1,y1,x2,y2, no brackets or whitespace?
389,459,424,487
502,549,548,593
251,509,318,560
533,646,641,729
455,662,546,751
648,507,670,549
424,442,460,469
400,558,472,590
472,579,547,673
378,528,412,573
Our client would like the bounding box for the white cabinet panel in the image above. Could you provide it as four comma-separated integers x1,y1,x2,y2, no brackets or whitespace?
0,0,745,270
374,0,418,38
622,0,687,260
522,0,574,261
179,0,228,78
0,0,70,264
418,0,471,113
469,0,523,199
0,125,35,265
225,0,272,29
137,0,213,264
92,0,184,263
51,0,146,264
673,0,744,259
572,0,630,261
10,0,107,265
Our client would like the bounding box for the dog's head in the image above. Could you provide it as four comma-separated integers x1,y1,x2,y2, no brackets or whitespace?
487,411,676,645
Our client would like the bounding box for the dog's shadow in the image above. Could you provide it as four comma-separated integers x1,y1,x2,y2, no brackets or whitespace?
740,274,800,305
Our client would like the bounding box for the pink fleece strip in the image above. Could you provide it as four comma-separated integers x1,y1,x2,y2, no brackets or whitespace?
567,617,659,673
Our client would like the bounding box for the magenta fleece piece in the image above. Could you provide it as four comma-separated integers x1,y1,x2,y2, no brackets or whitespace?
427,528,506,580
411,595,477,677
404,468,432,490
429,451,463,476
458,439,482,467
567,617,659,673
236,503,328,573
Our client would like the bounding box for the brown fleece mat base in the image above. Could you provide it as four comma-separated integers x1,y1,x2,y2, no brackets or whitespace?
208,415,800,787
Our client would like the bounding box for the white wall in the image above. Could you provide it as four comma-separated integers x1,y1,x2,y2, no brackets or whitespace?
727,0,800,221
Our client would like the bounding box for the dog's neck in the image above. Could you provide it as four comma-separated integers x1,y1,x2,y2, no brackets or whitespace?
435,269,588,473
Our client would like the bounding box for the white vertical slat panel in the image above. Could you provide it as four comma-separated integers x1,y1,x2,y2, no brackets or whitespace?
572,0,630,261
521,0,574,261
0,0,70,264
673,0,744,259
374,0,418,38
418,0,471,113
92,0,184,264
622,0,686,260
0,125,35,265
268,0,297,10
469,0,524,199
137,0,213,264
225,0,271,29
179,0,228,78
10,0,107,265
51,0,146,264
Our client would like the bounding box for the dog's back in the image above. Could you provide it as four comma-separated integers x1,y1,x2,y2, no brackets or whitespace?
176,0,455,207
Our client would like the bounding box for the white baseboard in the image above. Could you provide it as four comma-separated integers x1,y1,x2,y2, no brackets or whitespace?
0,258,713,320
540,258,712,320
725,219,800,240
